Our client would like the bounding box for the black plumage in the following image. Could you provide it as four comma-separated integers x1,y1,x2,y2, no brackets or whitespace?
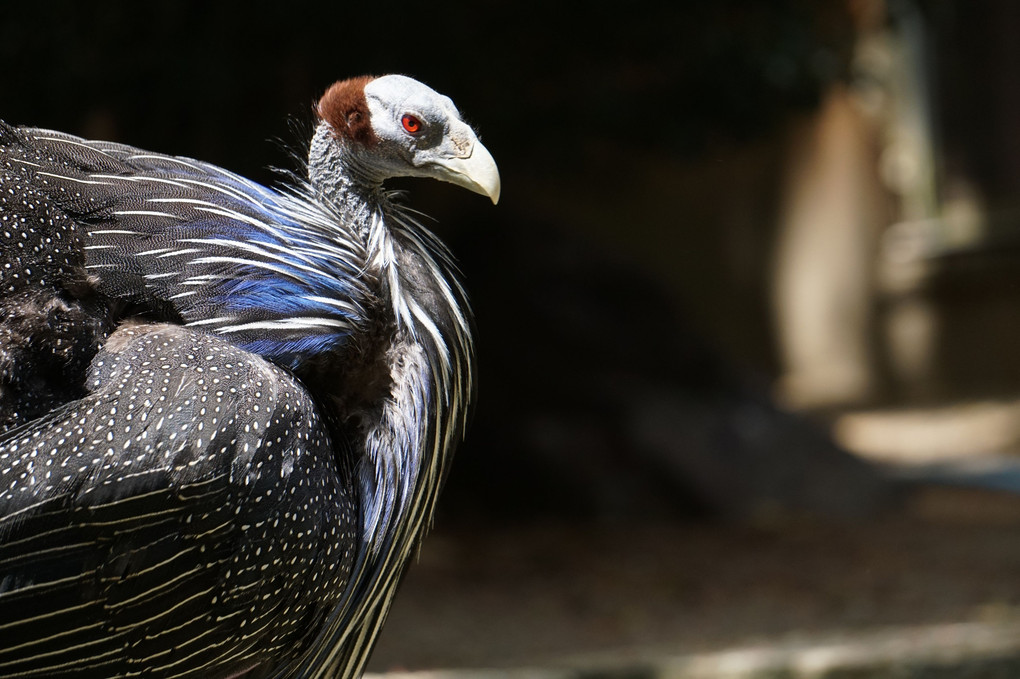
0,75,498,678
0,325,356,675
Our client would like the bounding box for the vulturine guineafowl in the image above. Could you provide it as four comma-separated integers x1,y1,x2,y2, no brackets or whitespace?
0,74,498,678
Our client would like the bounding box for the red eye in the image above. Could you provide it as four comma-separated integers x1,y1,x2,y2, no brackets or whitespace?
401,114,422,135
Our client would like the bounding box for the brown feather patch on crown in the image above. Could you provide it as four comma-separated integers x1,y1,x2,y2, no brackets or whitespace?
317,76,379,146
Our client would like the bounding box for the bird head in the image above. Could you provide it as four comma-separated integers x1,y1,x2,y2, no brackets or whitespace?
315,75,500,204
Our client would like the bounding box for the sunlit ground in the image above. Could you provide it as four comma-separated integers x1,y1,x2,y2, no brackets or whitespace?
368,480,1020,676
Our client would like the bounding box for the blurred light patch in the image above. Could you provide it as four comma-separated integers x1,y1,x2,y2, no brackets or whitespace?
834,400,1020,463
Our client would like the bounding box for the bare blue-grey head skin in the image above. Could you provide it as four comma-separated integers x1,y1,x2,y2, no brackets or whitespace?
361,75,500,200
0,75,497,678
311,75,498,235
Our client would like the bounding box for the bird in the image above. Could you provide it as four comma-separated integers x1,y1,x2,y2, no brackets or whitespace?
0,74,498,678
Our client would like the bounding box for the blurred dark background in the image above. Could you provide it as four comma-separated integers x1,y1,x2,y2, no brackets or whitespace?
5,1,1020,674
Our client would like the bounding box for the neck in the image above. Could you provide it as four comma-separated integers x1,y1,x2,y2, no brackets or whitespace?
308,125,387,242
300,125,475,677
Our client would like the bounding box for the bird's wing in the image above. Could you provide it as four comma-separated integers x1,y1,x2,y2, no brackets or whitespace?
1,122,375,370
0,323,356,679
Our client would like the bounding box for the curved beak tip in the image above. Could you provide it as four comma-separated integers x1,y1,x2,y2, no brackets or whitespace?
438,138,501,206
465,141,501,206
487,175,501,205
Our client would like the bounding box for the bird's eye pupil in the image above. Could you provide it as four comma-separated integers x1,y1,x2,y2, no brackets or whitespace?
401,114,422,134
